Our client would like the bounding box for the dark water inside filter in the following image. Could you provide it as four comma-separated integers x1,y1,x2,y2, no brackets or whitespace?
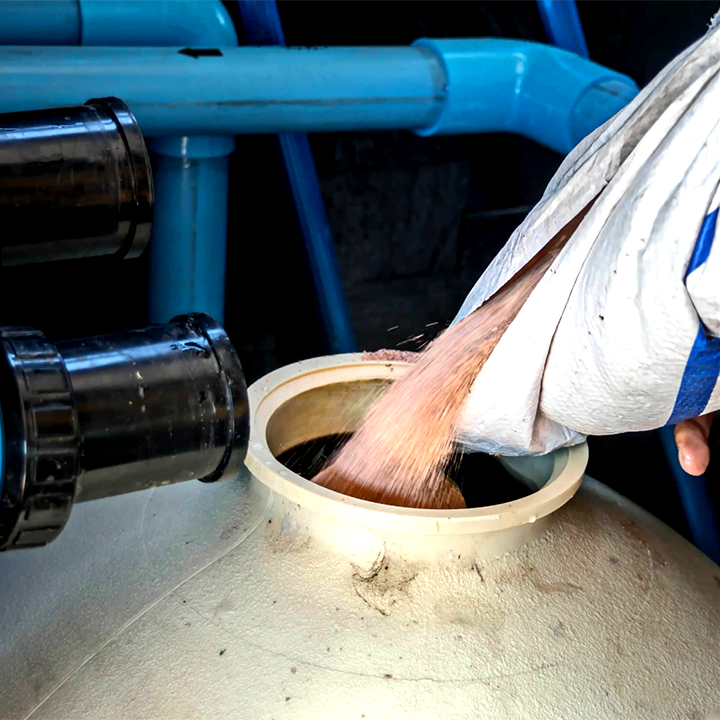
275,433,534,508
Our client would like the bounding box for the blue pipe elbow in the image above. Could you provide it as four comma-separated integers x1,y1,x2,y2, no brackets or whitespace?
414,38,638,154
79,0,237,46
0,1,237,47
0,1,80,45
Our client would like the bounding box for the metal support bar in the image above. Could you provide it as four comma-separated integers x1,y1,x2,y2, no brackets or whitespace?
238,0,356,353
536,0,590,58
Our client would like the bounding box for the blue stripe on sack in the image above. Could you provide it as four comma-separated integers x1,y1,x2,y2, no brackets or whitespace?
687,208,718,274
667,208,720,424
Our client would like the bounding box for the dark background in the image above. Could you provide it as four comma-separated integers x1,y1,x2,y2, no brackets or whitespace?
2,0,719,541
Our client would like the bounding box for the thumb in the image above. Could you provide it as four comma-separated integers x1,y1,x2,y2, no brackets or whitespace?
674,413,714,476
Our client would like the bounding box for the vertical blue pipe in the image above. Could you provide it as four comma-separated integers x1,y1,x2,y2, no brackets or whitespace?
237,0,356,353
147,136,234,323
537,0,719,559
536,0,590,58
78,0,239,324
659,426,720,564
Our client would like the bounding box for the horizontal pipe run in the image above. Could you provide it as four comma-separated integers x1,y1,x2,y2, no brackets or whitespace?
0,40,637,153
0,45,444,136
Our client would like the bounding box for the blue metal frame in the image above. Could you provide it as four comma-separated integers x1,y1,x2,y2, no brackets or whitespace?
536,0,590,59
237,0,356,353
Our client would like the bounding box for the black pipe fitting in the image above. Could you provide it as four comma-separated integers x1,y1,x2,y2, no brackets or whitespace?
0,97,153,265
0,314,248,551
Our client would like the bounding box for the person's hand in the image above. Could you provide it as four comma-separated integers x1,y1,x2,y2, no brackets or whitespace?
675,413,714,475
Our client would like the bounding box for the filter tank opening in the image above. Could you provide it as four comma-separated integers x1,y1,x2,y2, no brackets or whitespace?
246,355,587,539
267,377,537,509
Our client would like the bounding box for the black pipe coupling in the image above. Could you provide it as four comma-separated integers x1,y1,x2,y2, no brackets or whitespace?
0,314,249,551
0,97,153,265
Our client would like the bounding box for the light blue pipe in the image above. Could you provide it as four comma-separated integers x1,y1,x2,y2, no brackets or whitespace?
0,0,77,44
414,38,638,152
0,45,442,137
146,133,233,323
238,0,356,353
0,1,80,45
0,40,637,154
148,136,234,323
0,1,238,324
80,0,237,46
0,1,237,46
536,0,590,58
81,0,237,324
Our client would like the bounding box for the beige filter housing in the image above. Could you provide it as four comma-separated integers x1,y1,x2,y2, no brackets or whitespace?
0,354,719,720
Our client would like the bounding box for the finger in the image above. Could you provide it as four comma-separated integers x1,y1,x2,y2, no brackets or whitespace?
674,414,713,476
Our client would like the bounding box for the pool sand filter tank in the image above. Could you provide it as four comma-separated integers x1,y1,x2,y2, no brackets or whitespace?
0,54,718,720
0,355,719,719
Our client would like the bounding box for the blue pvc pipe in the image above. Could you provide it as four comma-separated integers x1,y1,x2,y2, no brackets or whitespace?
0,1,237,47
80,0,237,46
238,0,356,353
0,45,442,137
535,1,608,146
0,1,80,45
80,1,238,324
536,0,590,58
0,41,637,154
414,38,638,153
659,426,720,564
147,137,233,323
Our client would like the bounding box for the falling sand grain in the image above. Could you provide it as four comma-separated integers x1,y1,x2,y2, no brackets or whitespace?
314,201,595,510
